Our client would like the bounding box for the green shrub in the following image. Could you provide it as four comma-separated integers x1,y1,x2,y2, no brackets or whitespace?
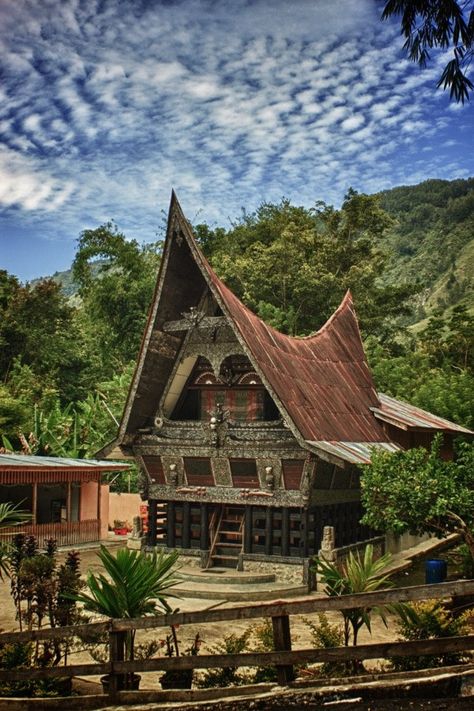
197,629,251,688
304,613,349,678
392,600,471,671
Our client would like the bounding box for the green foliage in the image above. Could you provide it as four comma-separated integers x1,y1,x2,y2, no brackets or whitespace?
73,546,180,620
1,536,84,696
382,1,474,102
201,192,413,338
249,618,278,683
392,600,471,671
304,613,348,677
361,436,474,559
72,222,161,369
313,544,394,649
197,629,251,688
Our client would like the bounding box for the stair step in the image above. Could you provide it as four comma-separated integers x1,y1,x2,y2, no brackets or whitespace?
219,530,242,536
212,554,239,560
216,542,242,548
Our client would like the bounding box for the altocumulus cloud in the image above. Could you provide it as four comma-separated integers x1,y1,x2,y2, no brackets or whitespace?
0,0,473,249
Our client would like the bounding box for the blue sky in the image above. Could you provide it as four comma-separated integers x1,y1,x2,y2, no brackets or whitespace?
1,0,473,282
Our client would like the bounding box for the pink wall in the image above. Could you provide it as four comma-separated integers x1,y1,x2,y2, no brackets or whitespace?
100,484,110,540
108,492,141,530
80,480,98,520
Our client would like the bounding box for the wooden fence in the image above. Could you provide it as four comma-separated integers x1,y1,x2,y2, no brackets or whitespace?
0,519,100,547
1,579,474,699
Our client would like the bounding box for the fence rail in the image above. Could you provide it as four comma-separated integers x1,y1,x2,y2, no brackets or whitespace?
1,578,474,696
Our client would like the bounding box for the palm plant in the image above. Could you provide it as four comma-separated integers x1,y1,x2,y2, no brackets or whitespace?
314,544,394,648
73,546,180,669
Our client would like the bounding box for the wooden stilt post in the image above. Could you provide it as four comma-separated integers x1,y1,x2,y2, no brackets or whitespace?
200,503,209,550
148,500,157,547
265,507,273,556
282,507,290,557
167,502,176,548
32,482,38,525
182,502,190,549
244,505,252,553
271,614,294,685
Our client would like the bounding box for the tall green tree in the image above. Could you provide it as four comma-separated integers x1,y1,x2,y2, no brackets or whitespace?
198,192,414,337
72,223,161,371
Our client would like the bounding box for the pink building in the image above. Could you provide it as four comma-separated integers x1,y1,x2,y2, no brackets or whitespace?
0,454,128,546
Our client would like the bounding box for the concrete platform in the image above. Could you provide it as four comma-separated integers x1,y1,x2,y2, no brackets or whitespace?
173,566,308,601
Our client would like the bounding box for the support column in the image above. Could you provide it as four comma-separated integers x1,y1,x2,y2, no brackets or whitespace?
244,506,253,554
265,507,273,556
66,481,71,522
200,504,209,550
182,502,190,549
281,507,290,557
301,507,309,558
148,499,158,547
167,502,176,549
32,482,38,525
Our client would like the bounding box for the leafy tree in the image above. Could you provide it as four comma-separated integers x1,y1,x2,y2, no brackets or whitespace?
72,223,161,371
382,0,474,102
200,192,414,337
361,436,474,560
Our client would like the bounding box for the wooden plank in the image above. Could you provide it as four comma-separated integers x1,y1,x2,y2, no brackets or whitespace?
1,635,474,684
272,614,294,684
108,629,125,695
114,579,474,631
2,579,474,646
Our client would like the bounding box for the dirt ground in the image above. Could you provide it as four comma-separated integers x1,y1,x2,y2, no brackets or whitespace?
0,542,427,693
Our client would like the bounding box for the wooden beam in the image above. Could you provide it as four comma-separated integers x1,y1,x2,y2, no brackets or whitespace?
167,501,176,548
281,507,289,557
182,502,190,549
265,507,273,556
148,499,157,546
32,482,37,525
2,636,474,682
244,506,252,553
200,503,209,549
272,614,294,684
2,580,474,646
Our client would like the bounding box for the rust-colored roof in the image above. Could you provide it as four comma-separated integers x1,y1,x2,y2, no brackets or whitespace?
181,213,388,443
373,393,473,434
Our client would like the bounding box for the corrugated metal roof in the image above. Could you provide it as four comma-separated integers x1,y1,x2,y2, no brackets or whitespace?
198,250,388,444
306,440,402,465
0,454,130,470
373,393,473,434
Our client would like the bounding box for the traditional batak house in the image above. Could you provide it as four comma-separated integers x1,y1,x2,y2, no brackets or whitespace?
102,193,471,573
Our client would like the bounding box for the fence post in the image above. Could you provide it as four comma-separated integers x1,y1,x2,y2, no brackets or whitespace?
108,623,125,696
271,614,295,685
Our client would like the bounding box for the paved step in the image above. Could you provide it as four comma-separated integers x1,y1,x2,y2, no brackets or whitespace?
178,568,276,585
172,579,309,601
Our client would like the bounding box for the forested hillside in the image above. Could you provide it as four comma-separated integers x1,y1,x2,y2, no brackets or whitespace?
379,177,474,324
1,180,472,490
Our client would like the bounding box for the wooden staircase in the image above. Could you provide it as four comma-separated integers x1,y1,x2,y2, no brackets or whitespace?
207,506,244,569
